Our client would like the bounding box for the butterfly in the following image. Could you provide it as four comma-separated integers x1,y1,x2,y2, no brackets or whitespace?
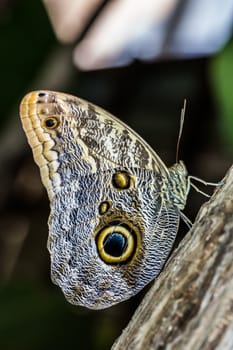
20,90,192,309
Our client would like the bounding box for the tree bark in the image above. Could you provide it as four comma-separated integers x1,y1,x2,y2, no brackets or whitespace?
112,165,233,350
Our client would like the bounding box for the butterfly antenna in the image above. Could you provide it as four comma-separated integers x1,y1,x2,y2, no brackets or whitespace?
176,99,186,163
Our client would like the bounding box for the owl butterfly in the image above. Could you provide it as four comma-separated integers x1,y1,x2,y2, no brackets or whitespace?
20,91,191,310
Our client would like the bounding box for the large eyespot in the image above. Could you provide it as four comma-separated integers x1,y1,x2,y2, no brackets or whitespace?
43,116,59,129
112,172,135,190
95,221,139,264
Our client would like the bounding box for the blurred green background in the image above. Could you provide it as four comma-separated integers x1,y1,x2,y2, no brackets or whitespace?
0,1,232,350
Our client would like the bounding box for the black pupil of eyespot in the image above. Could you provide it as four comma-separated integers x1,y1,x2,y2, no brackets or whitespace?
103,233,127,257
38,92,46,97
45,119,55,127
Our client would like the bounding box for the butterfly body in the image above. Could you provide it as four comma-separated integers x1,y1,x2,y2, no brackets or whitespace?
20,91,189,309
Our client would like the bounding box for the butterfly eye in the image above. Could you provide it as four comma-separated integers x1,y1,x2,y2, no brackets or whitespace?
43,116,59,129
112,172,135,190
95,222,138,264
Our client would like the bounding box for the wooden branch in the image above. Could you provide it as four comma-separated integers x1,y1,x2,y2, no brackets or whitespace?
112,165,233,350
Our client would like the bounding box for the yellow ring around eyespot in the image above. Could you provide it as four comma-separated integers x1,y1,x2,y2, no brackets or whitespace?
96,225,136,264
42,116,59,130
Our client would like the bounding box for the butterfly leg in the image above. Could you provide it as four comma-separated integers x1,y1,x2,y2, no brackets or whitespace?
179,211,193,230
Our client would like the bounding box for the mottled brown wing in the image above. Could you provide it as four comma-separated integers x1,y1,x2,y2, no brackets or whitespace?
20,91,169,199
20,90,186,309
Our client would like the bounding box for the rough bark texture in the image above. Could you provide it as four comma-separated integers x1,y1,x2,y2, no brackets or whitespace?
112,166,233,350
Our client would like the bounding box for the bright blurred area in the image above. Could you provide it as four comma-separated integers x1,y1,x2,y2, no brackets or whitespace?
0,1,232,349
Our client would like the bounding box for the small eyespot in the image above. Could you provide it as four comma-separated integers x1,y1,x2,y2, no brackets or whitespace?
95,221,139,264
38,92,46,97
99,201,111,215
112,172,135,190
43,116,59,129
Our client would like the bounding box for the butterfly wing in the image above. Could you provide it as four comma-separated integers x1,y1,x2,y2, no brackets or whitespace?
20,90,181,309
